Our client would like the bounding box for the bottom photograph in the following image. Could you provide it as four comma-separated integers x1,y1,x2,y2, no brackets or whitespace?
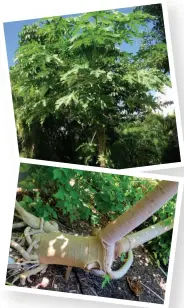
6,163,179,305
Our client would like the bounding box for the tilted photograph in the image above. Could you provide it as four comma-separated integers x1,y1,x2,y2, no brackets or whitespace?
3,3,181,169
6,163,180,305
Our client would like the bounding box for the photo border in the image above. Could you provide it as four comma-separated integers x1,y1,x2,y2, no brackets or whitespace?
1,0,184,172
0,1,184,307
2,157,184,308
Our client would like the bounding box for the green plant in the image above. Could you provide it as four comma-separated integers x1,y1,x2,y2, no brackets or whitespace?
120,252,127,262
102,274,111,288
18,163,158,223
146,198,176,266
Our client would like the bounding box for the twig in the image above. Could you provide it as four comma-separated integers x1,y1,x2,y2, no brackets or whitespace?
149,254,167,277
88,286,98,296
140,281,164,302
7,262,39,282
10,240,38,261
52,276,55,288
157,265,167,277
7,269,22,281
91,131,97,144
142,247,167,277
65,266,72,282
20,260,39,265
25,264,40,271
87,285,98,296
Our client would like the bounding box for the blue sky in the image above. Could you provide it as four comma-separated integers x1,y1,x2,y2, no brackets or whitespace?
3,7,149,68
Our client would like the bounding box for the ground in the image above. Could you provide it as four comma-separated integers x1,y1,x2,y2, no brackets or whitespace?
6,216,167,305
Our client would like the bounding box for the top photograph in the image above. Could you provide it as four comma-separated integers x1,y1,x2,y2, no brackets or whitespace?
4,3,181,169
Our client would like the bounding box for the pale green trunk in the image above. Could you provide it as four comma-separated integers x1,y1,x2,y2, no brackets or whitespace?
115,217,174,256
99,181,178,245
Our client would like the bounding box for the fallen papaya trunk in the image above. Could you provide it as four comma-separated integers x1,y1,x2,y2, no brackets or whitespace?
36,216,173,278
12,180,178,281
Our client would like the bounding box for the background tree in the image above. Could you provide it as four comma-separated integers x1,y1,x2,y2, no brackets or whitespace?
134,3,169,73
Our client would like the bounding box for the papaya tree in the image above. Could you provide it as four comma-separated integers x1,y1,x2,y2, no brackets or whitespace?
10,9,171,167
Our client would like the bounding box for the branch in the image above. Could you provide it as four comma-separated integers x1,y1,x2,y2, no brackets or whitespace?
116,217,174,255
99,181,178,245
15,201,59,232
108,250,134,279
10,240,38,261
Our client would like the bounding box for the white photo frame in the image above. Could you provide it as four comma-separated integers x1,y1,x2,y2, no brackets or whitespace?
2,159,184,308
0,1,184,308
1,0,184,172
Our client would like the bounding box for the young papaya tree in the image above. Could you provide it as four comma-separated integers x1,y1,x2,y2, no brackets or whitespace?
10,179,178,285
10,9,171,167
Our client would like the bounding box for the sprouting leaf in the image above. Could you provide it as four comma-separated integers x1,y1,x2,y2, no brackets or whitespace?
102,274,111,288
120,252,126,262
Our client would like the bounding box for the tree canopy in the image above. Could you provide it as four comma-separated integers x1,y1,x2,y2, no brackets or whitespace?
10,6,180,168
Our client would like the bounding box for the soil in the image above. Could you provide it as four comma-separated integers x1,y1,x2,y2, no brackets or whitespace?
6,216,167,305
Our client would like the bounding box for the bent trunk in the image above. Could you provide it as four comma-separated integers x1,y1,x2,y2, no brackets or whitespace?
35,217,173,277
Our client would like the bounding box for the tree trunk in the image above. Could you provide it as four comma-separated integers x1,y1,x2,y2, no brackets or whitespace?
97,126,106,167
99,180,178,245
